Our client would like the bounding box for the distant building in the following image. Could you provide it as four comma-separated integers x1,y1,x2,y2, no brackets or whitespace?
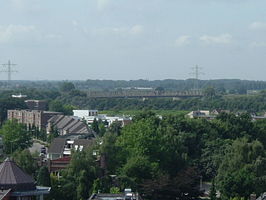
73,110,98,117
187,110,211,119
187,110,230,120
73,110,132,127
25,100,48,111
0,158,50,200
7,109,61,130
11,94,27,98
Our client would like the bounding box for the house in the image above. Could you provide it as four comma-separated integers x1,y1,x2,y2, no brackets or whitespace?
210,109,230,115
47,138,95,160
46,115,95,137
0,158,50,200
187,110,211,119
48,157,71,176
88,189,142,200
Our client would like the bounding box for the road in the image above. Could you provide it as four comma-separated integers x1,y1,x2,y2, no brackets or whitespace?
29,139,48,155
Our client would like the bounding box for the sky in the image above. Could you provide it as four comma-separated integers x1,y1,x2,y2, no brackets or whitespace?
0,0,266,81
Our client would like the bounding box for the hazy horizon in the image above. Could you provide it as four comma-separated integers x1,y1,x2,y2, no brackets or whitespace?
0,0,266,81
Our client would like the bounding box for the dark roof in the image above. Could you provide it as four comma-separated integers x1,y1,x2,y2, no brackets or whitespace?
0,158,36,191
89,193,124,200
48,138,66,154
49,115,95,136
73,139,94,148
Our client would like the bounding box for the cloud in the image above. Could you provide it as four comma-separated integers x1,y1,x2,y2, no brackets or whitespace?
249,21,266,30
72,20,78,27
175,35,191,47
91,25,144,36
130,25,144,35
250,41,266,47
199,34,233,44
97,0,110,11
45,34,62,40
0,24,36,43
11,0,41,12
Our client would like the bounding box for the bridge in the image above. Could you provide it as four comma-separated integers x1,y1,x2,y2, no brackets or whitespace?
87,90,203,98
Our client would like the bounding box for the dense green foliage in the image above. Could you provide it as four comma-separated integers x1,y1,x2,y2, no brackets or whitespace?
0,97,27,124
46,111,266,200
37,166,51,187
2,79,266,92
2,80,266,114
12,149,38,176
0,120,32,154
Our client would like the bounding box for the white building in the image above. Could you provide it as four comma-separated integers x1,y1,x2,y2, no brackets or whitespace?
73,110,132,127
73,110,98,118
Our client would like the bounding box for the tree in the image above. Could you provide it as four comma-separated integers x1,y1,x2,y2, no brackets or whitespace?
0,120,32,154
59,146,99,200
37,166,51,186
48,100,74,115
13,149,38,176
0,98,27,125
210,179,217,200
60,82,75,92
217,138,266,199
91,119,99,134
203,86,216,97
109,121,122,135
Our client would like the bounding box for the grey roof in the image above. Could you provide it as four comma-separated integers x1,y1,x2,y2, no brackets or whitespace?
73,139,94,148
89,193,124,200
63,119,80,132
49,115,94,136
48,138,67,154
56,117,75,130
0,158,36,191
47,115,64,124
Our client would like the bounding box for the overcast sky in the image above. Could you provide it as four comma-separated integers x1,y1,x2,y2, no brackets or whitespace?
0,0,266,81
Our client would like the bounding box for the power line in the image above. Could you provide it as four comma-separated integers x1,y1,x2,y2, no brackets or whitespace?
1,60,17,83
189,65,204,90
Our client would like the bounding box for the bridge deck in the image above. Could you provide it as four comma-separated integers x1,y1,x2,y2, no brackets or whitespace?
87,91,203,98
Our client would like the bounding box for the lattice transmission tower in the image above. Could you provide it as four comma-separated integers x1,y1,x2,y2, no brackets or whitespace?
190,65,204,91
1,60,18,84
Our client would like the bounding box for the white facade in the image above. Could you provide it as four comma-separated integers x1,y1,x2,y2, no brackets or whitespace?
73,110,98,118
73,110,132,127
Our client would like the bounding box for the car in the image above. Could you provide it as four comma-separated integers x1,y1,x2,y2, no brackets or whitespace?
40,147,46,154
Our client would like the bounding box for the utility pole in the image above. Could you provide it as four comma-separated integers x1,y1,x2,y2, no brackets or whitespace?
1,60,17,85
190,65,203,91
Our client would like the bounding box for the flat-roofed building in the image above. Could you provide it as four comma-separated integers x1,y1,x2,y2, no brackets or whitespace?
7,110,61,130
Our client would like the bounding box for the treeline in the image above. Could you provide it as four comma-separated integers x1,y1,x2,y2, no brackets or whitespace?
3,83,266,114
57,93,266,113
1,79,266,92
47,112,266,200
